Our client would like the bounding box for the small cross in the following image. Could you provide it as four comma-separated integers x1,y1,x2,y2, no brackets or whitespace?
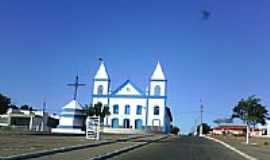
67,75,86,100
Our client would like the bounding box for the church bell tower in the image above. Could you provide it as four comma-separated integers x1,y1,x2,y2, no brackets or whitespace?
147,61,167,131
92,60,110,106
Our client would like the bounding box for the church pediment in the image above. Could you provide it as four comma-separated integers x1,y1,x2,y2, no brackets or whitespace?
111,80,144,96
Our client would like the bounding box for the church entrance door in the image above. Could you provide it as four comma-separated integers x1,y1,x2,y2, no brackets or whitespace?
135,119,143,129
123,119,130,128
112,118,119,128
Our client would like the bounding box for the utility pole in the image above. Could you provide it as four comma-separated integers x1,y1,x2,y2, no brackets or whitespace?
41,101,47,132
193,119,198,136
43,101,47,113
246,112,249,144
199,99,204,137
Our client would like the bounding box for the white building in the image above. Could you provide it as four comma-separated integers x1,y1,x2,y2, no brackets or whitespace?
266,120,270,136
52,100,85,134
92,61,172,133
258,120,270,137
0,108,58,132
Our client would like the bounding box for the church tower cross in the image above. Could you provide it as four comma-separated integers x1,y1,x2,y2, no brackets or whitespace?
67,75,86,100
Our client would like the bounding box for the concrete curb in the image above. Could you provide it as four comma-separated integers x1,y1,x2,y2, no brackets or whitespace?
204,136,257,160
0,135,145,160
88,135,169,160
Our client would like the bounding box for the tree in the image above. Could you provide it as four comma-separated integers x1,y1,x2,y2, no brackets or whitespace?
20,105,30,110
170,125,180,135
9,104,18,109
84,102,110,119
232,95,269,144
232,95,269,127
197,123,211,135
0,94,11,114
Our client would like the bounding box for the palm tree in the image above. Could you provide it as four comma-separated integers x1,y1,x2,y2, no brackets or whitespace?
84,102,110,121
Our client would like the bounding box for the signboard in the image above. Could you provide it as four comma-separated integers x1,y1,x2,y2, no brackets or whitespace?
86,116,100,140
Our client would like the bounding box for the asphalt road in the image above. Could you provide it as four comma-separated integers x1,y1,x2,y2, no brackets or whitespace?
112,136,247,160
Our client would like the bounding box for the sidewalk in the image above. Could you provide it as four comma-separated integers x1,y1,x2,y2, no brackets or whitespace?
209,135,270,160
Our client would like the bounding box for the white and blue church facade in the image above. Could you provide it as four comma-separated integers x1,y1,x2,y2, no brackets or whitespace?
92,61,173,133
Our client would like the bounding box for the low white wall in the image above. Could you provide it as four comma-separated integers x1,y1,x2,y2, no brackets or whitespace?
103,127,145,134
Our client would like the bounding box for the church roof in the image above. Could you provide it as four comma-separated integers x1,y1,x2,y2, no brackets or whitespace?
62,100,84,110
111,80,145,96
151,61,166,80
94,61,110,80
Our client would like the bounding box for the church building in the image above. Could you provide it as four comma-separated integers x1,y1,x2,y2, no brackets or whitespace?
92,61,172,133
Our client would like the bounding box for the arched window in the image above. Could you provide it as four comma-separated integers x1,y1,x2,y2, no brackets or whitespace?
125,105,130,115
111,118,119,128
154,85,161,96
113,105,119,114
135,119,143,129
97,85,104,95
154,106,160,115
136,105,142,115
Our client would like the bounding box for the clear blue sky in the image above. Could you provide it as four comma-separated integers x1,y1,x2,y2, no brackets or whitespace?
1,0,270,134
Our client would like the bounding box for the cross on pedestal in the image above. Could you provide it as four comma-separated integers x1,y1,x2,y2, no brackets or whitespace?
67,75,86,100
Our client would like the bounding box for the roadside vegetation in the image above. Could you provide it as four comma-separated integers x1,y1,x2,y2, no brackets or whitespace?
232,95,269,144
0,93,37,114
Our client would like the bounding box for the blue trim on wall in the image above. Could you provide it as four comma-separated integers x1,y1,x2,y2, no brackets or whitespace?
150,79,167,82
93,78,110,82
63,108,83,112
93,94,166,99
61,114,85,119
57,125,82,129
148,96,167,99
110,95,146,98
92,95,109,98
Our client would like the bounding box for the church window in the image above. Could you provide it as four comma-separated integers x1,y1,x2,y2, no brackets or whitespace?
154,106,160,115
136,105,142,115
97,85,104,95
154,85,161,96
125,105,130,115
113,105,119,114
